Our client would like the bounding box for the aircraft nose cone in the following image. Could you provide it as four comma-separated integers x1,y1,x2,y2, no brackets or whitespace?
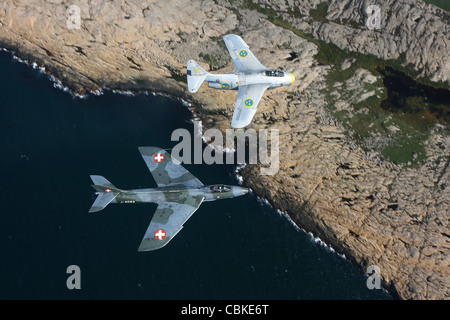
232,186,249,197
291,73,295,84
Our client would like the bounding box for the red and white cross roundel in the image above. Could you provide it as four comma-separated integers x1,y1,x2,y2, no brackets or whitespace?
105,188,112,193
153,153,165,163
154,229,166,240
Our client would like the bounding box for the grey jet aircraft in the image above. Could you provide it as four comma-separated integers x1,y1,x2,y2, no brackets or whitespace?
89,147,249,251
187,34,295,128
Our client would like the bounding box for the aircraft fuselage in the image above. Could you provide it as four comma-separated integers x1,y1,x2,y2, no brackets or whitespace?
99,184,249,205
205,71,294,91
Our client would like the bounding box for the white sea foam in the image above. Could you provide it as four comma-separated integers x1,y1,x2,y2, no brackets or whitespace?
47,74,90,99
276,209,302,232
204,143,237,156
5,51,199,118
112,89,135,96
1,47,93,99
12,55,27,64
150,91,172,99
147,91,197,119
233,163,246,185
30,61,46,74
308,232,347,259
91,89,104,96
248,186,348,260
223,146,236,153
180,98,192,108
194,120,204,142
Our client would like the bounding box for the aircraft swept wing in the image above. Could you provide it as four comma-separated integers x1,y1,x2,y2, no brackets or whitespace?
138,147,203,188
138,195,205,251
223,34,268,72
223,34,273,128
231,83,270,129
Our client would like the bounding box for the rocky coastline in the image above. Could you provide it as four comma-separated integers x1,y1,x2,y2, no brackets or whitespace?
1,0,449,299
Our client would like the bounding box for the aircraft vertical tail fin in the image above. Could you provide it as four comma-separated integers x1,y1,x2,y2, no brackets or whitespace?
187,60,209,93
90,175,116,188
89,175,120,213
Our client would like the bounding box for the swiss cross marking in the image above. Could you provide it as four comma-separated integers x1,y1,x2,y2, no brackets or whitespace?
153,153,165,163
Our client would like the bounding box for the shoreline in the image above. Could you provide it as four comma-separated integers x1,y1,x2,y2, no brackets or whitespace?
1,0,448,300
0,43,436,300
1,46,376,292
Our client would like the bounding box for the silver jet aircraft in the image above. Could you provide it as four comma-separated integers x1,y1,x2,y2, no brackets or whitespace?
89,147,249,251
187,34,295,128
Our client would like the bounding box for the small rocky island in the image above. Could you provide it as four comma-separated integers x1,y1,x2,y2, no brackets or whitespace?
1,0,448,299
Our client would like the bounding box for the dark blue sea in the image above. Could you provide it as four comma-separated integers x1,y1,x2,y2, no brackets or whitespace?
0,50,390,300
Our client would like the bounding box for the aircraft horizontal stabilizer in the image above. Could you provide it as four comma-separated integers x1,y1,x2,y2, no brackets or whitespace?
89,175,120,213
187,60,208,93
89,192,118,213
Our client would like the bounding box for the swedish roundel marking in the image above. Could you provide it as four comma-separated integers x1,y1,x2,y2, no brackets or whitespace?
239,50,248,58
221,83,231,90
244,98,254,107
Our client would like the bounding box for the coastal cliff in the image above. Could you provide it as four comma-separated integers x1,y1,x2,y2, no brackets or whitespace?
1,0,448,299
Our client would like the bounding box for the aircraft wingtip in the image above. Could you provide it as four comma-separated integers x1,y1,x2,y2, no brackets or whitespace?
231,121,249,129
138,239,168,252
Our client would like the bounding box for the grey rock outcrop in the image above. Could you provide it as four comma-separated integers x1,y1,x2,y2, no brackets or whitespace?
261,0,450,84
0,0,448,299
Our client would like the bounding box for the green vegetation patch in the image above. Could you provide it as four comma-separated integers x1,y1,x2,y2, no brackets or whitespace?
382,136,428,165
309,2,329,22
423,0,450,12
199,52,222,71
324,61,446,166
235,0,449,166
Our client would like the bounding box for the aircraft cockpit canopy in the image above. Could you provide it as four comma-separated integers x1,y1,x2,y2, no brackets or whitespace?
210,185,231,193
264,70,284,77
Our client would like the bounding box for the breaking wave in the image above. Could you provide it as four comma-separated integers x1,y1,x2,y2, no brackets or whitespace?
2,47,91,99
249,186,347,260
